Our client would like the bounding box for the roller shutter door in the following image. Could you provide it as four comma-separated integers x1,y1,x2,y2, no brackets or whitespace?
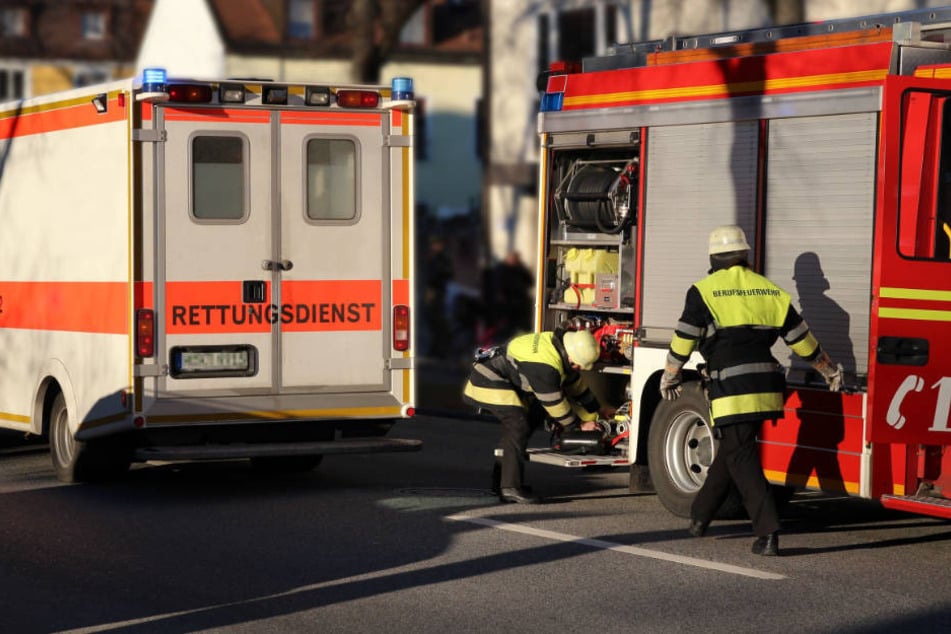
641,121,759,341
765,113,877,380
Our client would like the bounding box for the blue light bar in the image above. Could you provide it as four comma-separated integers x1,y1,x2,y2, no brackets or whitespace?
391,77,414,100
141,67,167,94
540,92,564,112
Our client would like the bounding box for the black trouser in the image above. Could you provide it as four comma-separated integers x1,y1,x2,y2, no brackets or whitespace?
491,403,545,489
690,421,780,537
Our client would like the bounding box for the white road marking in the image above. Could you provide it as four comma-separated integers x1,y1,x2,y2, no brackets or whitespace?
447,513,787,580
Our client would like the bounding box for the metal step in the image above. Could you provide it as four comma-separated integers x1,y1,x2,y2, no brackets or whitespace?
528,448,628,468
880,494,951,520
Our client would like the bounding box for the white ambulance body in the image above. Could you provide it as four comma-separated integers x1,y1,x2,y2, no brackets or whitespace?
0,70,419,482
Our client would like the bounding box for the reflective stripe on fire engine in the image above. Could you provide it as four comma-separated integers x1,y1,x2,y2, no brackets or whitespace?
562,69,888,109
878,286,951,322
763,469,861,495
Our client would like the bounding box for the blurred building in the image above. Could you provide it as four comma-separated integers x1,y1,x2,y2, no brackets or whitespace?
0,0,154,99
0,0,483,249
484,0,951,272
137,0,484,232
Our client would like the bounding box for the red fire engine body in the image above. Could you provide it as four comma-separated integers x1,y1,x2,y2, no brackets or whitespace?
533,8,951,520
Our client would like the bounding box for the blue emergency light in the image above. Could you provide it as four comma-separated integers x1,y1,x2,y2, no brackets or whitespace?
391,77,414,101
141,67,167,93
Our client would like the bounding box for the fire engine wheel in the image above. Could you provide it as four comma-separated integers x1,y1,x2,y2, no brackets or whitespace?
647,382,743,519
48,392,131,483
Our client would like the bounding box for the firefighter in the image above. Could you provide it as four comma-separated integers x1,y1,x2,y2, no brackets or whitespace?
463,328,610,504
661,225,842,556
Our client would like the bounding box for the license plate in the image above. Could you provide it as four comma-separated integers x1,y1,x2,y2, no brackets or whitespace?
170,346,256,378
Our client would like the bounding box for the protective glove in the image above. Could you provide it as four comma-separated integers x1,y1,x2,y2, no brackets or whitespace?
811,351,843,392
820,363,844,392
659,369,682,401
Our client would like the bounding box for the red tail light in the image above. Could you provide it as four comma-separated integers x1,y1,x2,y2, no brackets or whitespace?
136,309,155,357
167,84,213,103
393,305,410,351
337,90,380,108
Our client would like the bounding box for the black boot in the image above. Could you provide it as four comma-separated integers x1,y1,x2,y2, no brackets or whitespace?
751,532,779,556
688,518,709,538
499,487,541,504
490,462,501,495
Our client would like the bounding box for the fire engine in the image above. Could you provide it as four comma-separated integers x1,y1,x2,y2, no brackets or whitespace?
531,7,951,520
0,69,420,482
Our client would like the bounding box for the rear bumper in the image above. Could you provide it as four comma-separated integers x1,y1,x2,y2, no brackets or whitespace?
133,437,422,462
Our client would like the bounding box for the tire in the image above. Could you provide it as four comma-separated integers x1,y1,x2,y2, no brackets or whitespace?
49,392,131,483
49,393,82,483
647,381,743,519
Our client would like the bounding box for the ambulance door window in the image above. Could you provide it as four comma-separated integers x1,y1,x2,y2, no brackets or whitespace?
305,137,357,222
897,91,951,260
191,134,248,222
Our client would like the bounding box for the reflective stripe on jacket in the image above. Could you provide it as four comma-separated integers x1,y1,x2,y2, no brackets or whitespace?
462,331,600,425
667,265,821,426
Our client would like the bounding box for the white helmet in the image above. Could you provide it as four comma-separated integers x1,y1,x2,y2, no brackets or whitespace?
708,225,751,255
563,330,599,370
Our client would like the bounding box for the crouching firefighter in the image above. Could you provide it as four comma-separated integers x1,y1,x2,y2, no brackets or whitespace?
462,328,613,504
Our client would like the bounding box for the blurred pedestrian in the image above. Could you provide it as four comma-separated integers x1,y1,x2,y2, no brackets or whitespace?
492,251,534,340
423,236,453,357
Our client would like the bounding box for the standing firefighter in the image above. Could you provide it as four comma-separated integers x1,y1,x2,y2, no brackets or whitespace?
661,226,843,556
463,329,609,504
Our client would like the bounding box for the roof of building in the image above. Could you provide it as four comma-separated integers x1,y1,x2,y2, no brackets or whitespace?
0,0,482,63
0,0,155,61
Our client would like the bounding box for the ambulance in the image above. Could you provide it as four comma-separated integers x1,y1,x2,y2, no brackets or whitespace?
0,69,420,482
532,7,951,519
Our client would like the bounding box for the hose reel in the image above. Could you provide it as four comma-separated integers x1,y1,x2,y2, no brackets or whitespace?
555,158,638,234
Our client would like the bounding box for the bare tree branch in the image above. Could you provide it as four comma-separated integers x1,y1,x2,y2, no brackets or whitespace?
349,0,428,83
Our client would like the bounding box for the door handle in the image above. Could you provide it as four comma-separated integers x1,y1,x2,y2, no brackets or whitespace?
261,259,294,272
876,336,929,366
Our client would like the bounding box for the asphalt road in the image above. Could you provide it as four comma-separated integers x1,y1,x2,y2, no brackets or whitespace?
1,417,950,634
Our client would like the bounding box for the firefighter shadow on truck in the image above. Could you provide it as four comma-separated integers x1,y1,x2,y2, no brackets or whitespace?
782,251,854,495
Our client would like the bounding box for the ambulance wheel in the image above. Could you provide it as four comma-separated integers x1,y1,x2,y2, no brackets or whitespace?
49,392,131,483
249,455,323,473
647,381,743,519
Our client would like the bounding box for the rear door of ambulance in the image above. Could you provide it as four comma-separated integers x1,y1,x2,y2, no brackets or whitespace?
153,99,396,409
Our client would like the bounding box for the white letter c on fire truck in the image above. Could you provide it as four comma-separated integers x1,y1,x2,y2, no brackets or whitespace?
886,375,924,430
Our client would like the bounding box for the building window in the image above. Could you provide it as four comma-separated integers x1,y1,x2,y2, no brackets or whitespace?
557,8,596,61
81,11,106,40
0,69,25,101
192,136,248,222
73,69,109,88
0,8,26,36
400,5,426,45
306,138,357,221
288,0,315,39
539,3,619,73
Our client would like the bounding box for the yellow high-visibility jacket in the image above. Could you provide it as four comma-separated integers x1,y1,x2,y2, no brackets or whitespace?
667,265,822,426
463,331,600,426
